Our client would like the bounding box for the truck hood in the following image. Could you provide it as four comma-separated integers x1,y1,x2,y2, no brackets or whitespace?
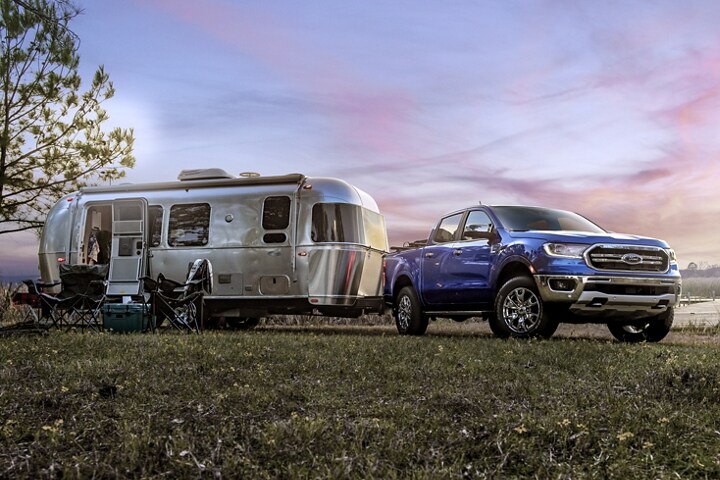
506,230,670,248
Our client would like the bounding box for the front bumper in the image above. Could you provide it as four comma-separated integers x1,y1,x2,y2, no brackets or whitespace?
535,274,682,316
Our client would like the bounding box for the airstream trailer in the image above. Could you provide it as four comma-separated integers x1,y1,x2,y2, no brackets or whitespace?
38,169,388,326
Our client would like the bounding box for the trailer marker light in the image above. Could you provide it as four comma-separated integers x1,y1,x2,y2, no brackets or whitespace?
310,298,319,304
298,251,308,256
382,259,387,289
66,197,73,202
303,184,313,190
57,257,65,262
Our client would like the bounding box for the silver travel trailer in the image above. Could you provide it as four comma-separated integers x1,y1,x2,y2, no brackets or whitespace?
38,169,388,325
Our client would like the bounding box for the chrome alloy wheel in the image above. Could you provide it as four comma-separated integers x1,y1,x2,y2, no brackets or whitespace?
619,322,649,334
397,294,412,331
502,287,541,334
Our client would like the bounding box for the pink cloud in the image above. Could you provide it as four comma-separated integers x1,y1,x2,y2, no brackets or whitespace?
371,143,720,266
143,0,416,157
140,0,720,265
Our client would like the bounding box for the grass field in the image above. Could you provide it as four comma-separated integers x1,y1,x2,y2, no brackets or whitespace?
2,325,720,479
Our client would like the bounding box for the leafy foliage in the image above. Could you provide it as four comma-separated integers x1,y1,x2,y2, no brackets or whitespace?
0,0,134,234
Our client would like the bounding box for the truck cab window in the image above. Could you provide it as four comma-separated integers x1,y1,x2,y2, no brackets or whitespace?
462,210,493,240
168,203,210,247
311,203,361,243
433,213,463,243
262,196,290,244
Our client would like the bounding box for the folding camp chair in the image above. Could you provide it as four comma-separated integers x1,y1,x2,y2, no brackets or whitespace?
19,278,71,330
10,280,47,327
34,264,109,331
148,259,213,333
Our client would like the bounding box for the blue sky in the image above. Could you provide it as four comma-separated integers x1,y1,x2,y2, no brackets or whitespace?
3,0,720,277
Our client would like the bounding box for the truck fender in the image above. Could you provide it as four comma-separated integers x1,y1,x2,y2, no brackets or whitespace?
491,254,536,293
385,255,421,302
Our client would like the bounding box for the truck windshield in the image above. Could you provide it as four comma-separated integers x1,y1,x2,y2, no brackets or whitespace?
491,206,605,233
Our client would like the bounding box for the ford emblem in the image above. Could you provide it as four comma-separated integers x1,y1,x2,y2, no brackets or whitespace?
621,253,643,265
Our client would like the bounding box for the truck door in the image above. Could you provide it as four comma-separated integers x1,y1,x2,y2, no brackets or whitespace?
422,210,492,311
106,198,147,296
421,212,464,306
441,210,494,307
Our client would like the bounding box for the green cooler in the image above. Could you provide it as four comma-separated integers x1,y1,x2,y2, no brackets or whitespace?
102,303,152,332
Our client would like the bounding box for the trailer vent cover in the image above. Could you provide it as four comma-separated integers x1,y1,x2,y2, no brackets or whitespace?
178,168,235,181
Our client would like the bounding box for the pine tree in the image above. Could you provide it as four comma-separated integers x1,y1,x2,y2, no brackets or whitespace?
0,0,135,235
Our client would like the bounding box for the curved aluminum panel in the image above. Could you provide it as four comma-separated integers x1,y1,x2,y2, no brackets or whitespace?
39,194,74,255
307,246,383,305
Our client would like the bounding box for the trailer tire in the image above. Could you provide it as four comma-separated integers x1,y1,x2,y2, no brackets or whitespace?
394,286,428,336
607,308,673,343
491,275,555,339
227,317,261,330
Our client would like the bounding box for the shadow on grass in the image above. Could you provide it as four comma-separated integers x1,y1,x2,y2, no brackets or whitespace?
255,322,625,344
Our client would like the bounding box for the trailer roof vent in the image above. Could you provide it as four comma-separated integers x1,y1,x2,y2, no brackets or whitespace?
178,168,235,181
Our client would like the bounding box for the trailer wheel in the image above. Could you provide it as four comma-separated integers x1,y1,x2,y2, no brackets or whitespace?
491,275,555,339
394,286,428,336
607,308,674,343
226,317,261,330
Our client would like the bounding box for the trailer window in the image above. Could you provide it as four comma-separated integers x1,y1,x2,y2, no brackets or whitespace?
148,206,163,247
311,203,361,243
116,203,142,221
263,196,291,230
362,209,388,251
168,203,210,247
262,196,290,244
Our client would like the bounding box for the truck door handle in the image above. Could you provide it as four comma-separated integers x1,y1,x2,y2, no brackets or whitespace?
425,252,434,258
453,249,462,256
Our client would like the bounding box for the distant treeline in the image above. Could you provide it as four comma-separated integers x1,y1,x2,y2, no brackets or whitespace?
681,267,720,278
0,275,38,285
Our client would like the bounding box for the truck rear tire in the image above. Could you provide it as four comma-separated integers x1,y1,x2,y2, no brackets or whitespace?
394,286,428,336
491,276,556,339
607,308,673,343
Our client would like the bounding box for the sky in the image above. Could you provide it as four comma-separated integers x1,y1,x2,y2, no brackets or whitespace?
3,0,720,278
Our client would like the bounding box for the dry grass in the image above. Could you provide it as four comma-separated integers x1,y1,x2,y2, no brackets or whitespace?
3,282,720,477
1,326,720,478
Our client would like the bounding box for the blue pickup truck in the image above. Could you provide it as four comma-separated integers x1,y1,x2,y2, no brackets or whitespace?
383,205,682,342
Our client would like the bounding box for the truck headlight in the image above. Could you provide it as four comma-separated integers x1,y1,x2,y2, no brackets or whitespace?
666,248,677,265
543,243,587,258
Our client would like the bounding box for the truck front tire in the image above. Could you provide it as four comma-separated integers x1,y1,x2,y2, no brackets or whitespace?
607,308,674,343
491,276,557,339
394,286,428,336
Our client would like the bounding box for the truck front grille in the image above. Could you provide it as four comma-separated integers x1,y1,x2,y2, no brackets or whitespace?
585,245,670,273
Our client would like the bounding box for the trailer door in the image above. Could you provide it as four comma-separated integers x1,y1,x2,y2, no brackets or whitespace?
106,198,147,296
